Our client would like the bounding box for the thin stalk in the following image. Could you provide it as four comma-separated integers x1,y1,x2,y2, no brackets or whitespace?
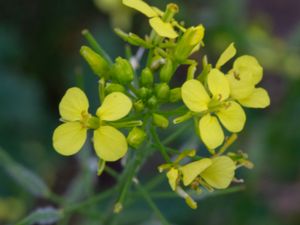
150,126,171,163
134,181,171,225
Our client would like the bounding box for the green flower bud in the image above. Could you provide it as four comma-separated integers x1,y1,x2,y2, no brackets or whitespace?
147,96,158,108
80,46,110,78
127,127,147,149
155,83,170,101
111,57,134,84
105,83,126,94
169,87,182,102
159,58,173,83
138,87,152,99
140,67,154,87
115,28,152,48
173,25,205,62
134,100,145,112
153,113,169,129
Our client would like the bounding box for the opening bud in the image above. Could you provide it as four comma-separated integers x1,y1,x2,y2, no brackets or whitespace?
173,25,205,62
80,46,110,78
127,127,147,149
153,113,169,129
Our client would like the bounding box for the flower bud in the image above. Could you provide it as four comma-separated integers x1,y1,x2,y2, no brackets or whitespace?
127,127,147,149
134,100,145,112
155,83,170,101
138,87,152,99
169,87,181,102
153,113,169,129
111,57,134,84
80,46,110,78
147,96,158,108
105,83,126,94
159,58,173,83
140,67,154,87
173,25,205,62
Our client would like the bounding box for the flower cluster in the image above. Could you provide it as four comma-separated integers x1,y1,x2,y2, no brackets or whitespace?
52,0,270,210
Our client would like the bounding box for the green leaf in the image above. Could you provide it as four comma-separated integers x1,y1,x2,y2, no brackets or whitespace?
15,207,63,225
0,147,50,197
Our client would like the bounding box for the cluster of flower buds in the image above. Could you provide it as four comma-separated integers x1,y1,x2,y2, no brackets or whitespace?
52,0,270,209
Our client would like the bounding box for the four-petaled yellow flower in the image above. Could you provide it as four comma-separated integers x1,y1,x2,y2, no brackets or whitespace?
53,87,132,161
122,0,178,39
181,70,246,149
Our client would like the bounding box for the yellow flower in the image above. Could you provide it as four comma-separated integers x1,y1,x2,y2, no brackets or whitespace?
181,70,246,149
122,0,178,39
227,55,270,108
53,87,132,161
181,156,236,189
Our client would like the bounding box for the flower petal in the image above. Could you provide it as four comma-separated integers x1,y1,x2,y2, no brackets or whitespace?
226,71,255,100
149,17,178,39
207,69,230,101
234,55,263,85
59,87,89,121
238,88,270,108
97,92,132,121
199,114,224,149
216,101,246,133
215,43,236,69
201,156,236,189
166,168,179,191
122,0,157,17
181,79,210,112
181,158,212,186
93,126,128,161
53,122,87,156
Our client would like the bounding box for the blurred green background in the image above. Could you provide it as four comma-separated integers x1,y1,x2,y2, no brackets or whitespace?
0,0,300,224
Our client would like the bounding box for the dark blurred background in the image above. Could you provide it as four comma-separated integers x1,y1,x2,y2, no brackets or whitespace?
0,0,300,224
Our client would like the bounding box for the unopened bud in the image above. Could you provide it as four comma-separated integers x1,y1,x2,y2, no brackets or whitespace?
127,127,147,149
174,25,205,62
111,57,134,84
105,83,126,94
153,113,169,129
134,100,145,112
80,46,110,78
169,87,181,102
160,58,173,82
147,96,158,108
155,83,170,101
138,87,152,99
140,67,154,87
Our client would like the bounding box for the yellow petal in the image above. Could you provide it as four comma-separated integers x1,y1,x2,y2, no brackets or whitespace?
226,71,255,100
149,17,178,39
207,69,230,101
216,43,236,69
234,55,263,85
97,92,132,121
181,79,210,112
53,122,87,156
216,101,246,133
93,126,128,161
166,168,179,191
122,0,157,17
59,87,89,121
181,158,212,186
199,114,224,149
238,88,270,108
201,156,236,189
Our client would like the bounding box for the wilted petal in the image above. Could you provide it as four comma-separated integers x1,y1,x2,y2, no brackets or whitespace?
166,168,179,191
215,43,236,69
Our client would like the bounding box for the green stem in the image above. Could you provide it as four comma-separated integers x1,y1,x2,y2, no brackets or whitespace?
82,29,113,64
150,126,171,163
134,181,171,225
162,121,192,145
98,78,105,103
